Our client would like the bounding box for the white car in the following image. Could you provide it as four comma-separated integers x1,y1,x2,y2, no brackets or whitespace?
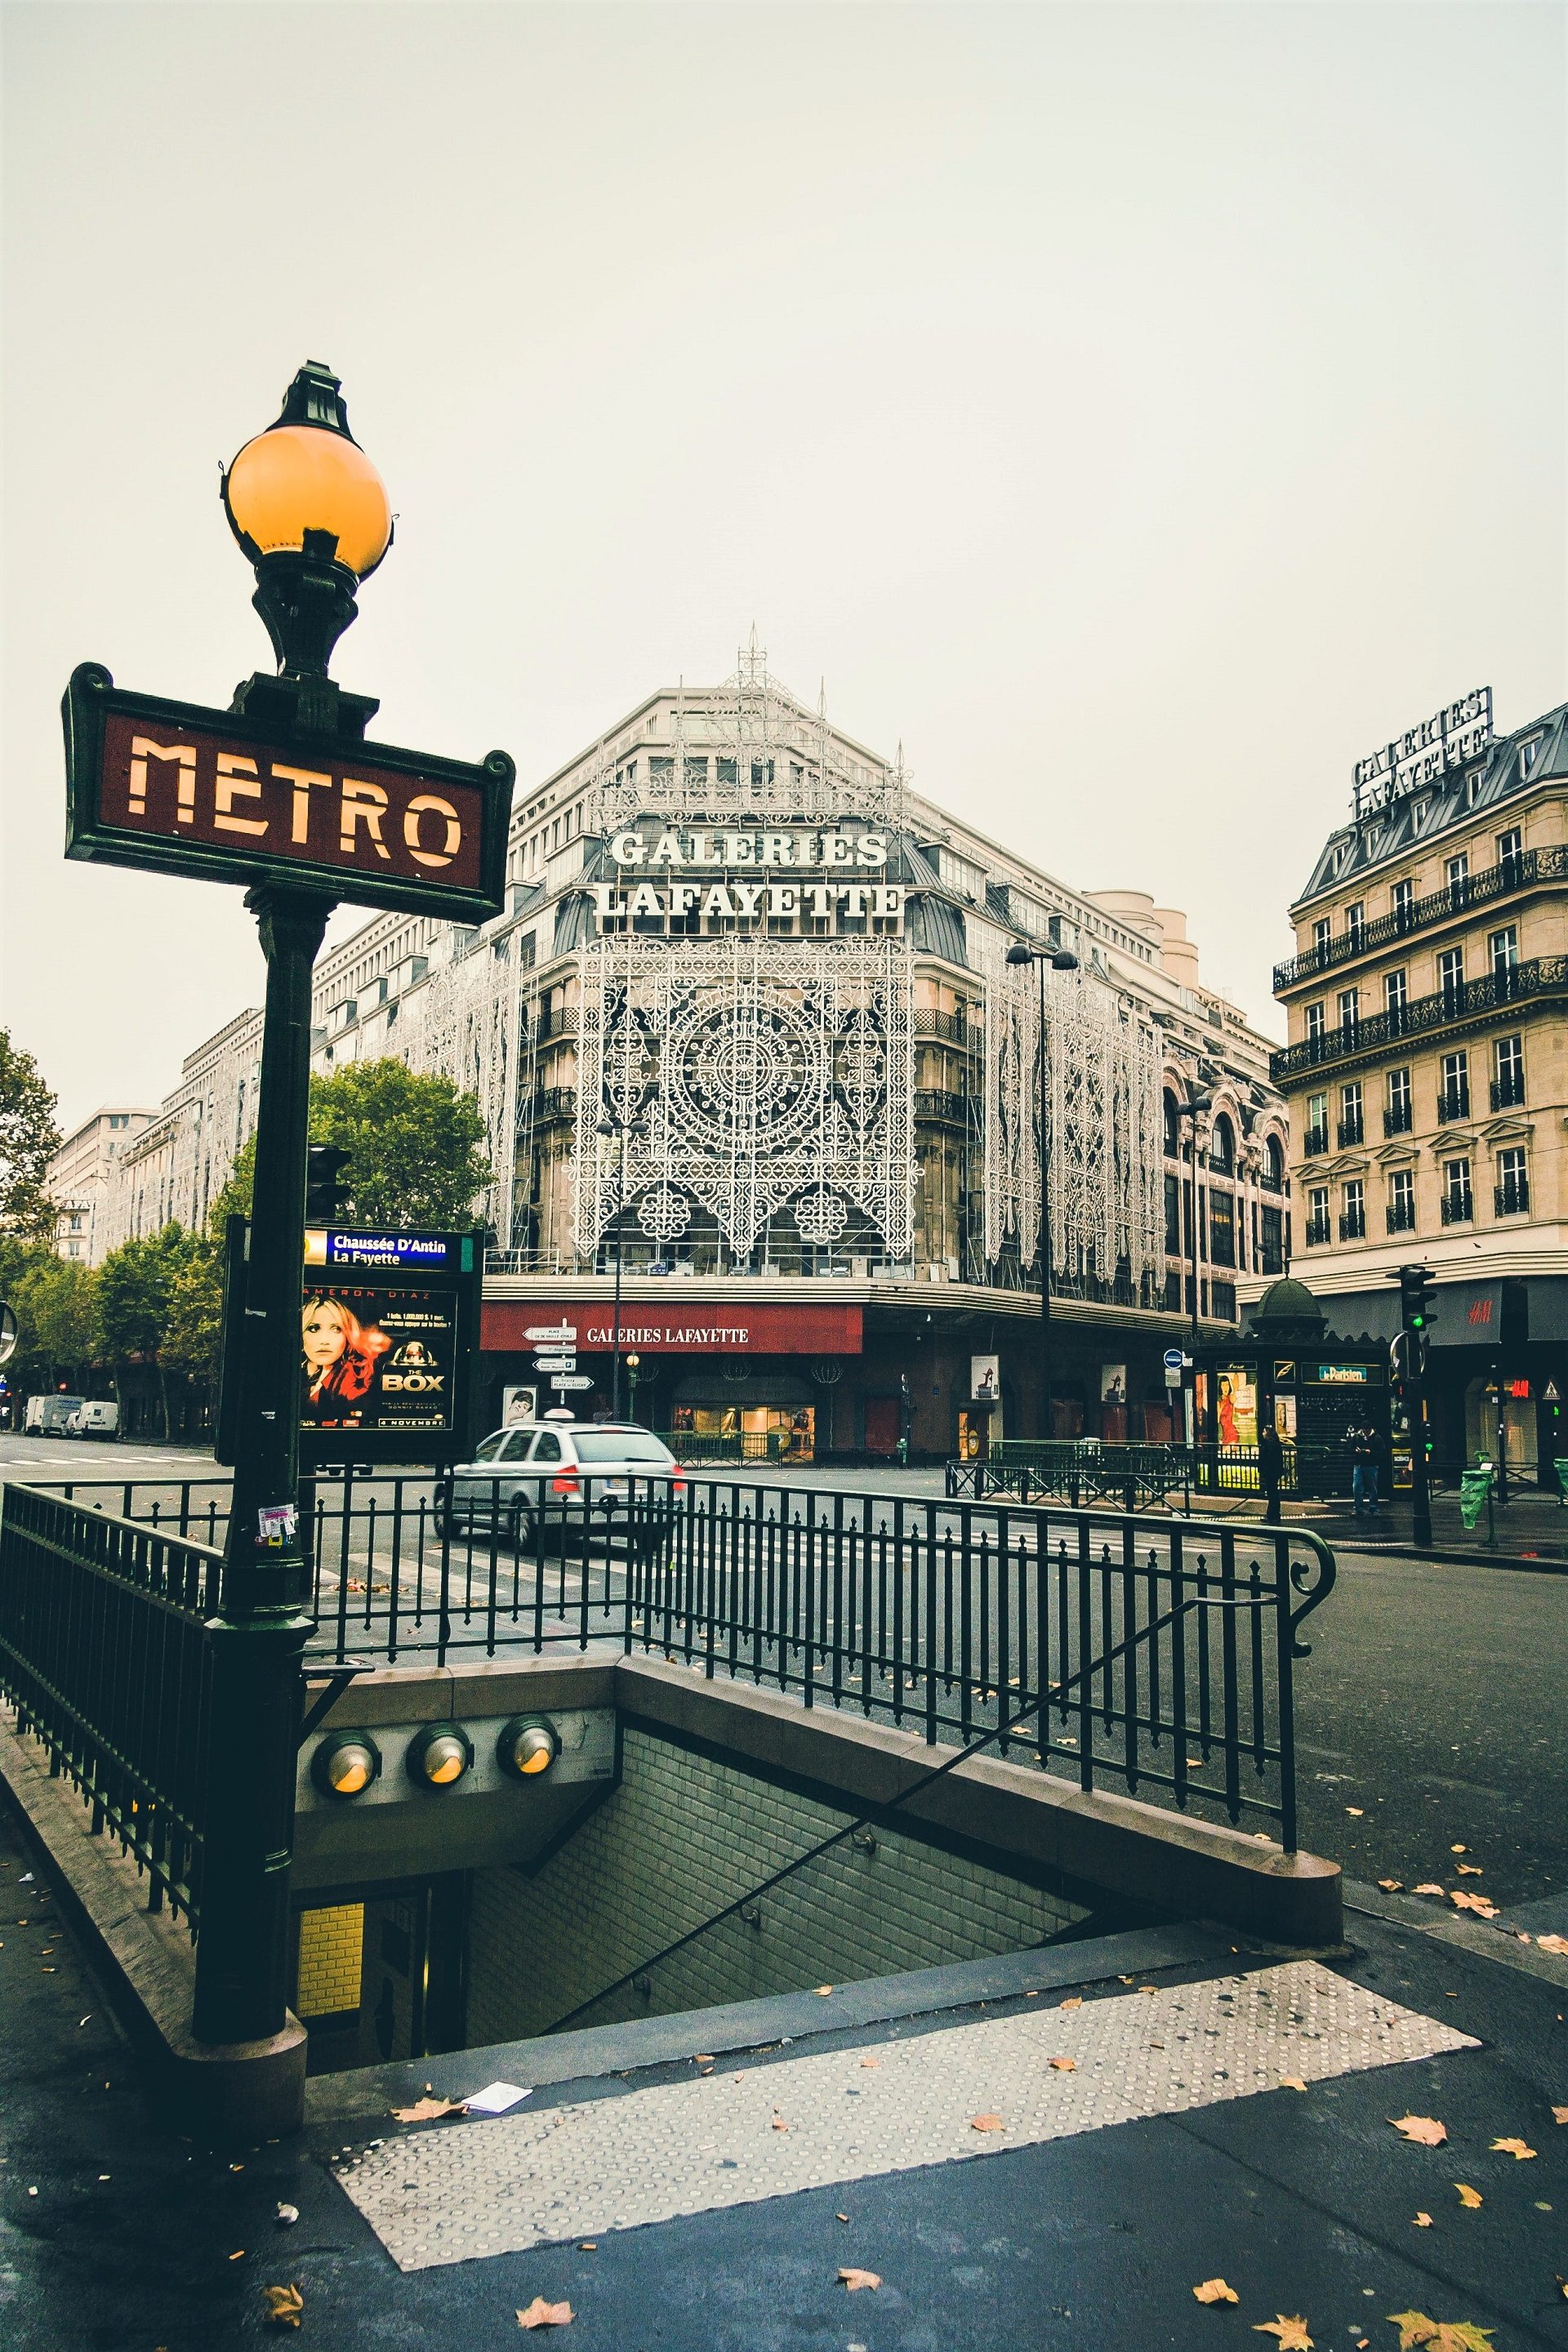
441,1421,683,1553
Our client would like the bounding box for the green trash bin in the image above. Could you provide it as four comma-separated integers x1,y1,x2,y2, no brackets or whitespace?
1554,1458,1568,1506
1459,1459,1494,1531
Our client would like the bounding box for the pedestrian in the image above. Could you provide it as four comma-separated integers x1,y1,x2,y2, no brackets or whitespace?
1349,1419,1379,1517
1258,1416,1284,1525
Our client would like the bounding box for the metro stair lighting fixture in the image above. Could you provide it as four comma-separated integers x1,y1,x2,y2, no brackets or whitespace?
497,1715,561,1780
311,1730,383,1801
406,1722,474,1789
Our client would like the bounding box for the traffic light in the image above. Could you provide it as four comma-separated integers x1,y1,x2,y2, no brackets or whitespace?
305,1144,352,1222
1397,1264,1435,1336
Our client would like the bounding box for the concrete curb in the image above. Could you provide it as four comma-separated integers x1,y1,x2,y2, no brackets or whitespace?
1341,1875,1568,1989
0,1707,305,2144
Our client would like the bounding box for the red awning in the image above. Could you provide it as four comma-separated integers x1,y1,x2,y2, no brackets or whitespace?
481,1300,863,1356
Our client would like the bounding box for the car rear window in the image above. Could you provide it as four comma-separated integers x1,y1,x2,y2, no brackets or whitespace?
572,1431,675,1464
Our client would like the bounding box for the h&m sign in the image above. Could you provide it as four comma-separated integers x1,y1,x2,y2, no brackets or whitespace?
64,664,511,922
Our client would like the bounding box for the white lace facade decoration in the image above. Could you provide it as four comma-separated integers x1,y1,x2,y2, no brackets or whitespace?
401,933,523,1244
574,934,915,1261
972,924,1165,1293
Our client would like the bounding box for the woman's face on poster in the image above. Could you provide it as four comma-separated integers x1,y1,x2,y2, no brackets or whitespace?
302,1299,349,1370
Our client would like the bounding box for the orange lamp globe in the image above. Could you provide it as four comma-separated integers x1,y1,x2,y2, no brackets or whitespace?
225,422,392,581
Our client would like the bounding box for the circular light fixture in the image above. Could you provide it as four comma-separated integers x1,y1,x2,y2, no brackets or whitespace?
496,1715,560,1781
222,362,391,582
406,1722,474,1790
311,1730,381,1801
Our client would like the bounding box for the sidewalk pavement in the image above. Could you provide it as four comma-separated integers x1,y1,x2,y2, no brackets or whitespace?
3,1795,1566,2352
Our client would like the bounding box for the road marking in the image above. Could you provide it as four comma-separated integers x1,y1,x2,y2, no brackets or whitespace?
333,1960,1475,2271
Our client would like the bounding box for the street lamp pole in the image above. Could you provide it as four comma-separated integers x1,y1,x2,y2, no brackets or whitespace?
194,364,393,2048
1171,1091,1213,1451
1006,939,1079,1442
598,1110,649,1419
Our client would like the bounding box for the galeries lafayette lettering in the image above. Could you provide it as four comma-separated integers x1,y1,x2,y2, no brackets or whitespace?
482,1301,864,1356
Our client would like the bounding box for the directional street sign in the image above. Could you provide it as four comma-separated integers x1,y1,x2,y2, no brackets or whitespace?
525,1325,577,1343
533,1356,576,1372
551,1374,595,1392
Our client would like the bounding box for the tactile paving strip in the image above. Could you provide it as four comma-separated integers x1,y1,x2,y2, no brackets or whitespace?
333,1960,1477,2270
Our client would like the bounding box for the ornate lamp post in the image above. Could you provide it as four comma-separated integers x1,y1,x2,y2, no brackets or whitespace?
1004,938,1080,1442
597,1109,650,1419
625,1352,642,1423
1170,1089,1214,1447
194,367,391,2048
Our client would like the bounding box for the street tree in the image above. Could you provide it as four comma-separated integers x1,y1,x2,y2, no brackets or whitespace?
11,1256,101,1391
213,1062,492,1231
0,1029,61,1242
98,1224,198,1436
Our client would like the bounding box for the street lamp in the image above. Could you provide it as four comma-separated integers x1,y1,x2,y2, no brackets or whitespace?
625,1352,642,1423
1005,938,1080,1441
1170,1090,1213,1444
597,1108,651,1418
194,365,392,2049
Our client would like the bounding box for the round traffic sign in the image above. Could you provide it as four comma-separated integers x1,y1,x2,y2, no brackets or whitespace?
0,1303,16,1367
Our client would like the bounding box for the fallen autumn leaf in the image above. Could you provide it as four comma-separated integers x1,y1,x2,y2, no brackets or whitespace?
1536,1934,1568,1955
1414,1884,1445,1897
1058,1996,1083,2011
1049,2056,1077,2071
1280,2077,1308,2093
1552,2106,1568,2125
1253,2317,1313,2350
1378,1880,1403,1891
390,2095,466,2123
1413,2212,1432,2228
970,2112,1004,2132
1454,2184,1482,2208
1193,2278,1240,2304
262,2283,304,2329
516,2298,574,2329
1389,2115,1447,2145
1387,2311,1496,2352
838,2267,881,2292
1489,2137,1535,2159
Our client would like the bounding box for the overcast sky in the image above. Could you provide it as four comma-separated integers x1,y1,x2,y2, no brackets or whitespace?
3,2,1563,1134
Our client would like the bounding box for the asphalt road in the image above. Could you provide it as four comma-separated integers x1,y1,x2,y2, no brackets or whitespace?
4,1437,1565,1909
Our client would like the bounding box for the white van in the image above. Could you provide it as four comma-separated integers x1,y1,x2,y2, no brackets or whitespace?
24,1394,84,1437
67,1400,120,1441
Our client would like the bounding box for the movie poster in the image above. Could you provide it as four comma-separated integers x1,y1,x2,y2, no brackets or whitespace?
300,1286,457,1433
1214,1364,1258,1448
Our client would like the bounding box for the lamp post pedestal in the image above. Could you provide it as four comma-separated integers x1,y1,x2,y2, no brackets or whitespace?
192,884,326,2048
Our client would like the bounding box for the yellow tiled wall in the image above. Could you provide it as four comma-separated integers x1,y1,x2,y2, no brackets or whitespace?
296,1904,365,2018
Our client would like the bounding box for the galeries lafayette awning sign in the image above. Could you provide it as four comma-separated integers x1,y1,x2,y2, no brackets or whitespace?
481,1301,864,1355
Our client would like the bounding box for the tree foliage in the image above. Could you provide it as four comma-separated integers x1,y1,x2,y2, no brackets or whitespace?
210,1062,492,1232
11,1255,101,1382
0,1030,61,1242
98,1225,195,1365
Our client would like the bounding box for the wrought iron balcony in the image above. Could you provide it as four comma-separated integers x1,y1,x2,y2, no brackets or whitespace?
1386,1200,1417,1233
1271,956,1568,1085
1494,1178,1530,1217
1336,1115,1365,1147
1436,1085,1471,1124
1490,1074,1526,1111
1441,1191,1473,1226
527,1086,578,1124
1303,1216,1332,1247
1302,1125,1330,1158
1383,1100,1413,1136
1274,845,1568,990
915,1089,969,1127
1339,1208,1366,1241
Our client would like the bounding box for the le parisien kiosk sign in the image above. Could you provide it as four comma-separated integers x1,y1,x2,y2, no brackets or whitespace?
63,665,510,922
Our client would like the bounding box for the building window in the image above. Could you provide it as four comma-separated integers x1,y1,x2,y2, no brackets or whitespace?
1208,1114,1235,1174
1489,924,1519,976
1164,1173,1182,1254
1263,1134,1285,1192
1209,1192,1235,1267
1437,946,1465,1007
1383,968,1407,1018
1336,987,1358,1033
1446,852,1470,907
1305,1187,1330,1247
1492,1034,1525,1111
1387,1169,1416,1234
1312,917,1332,956
1441,1157,1473,1224
67,1210,83,1232
1339,1179,1365,1242
1391,877,1414,929
1345,902,1365,948
1520,736,1543,780
1338,1081,1364,1147
1385,1067,1412,1135
684,757,708,790
1438,1049,1470,1123
1303,1091,1329,1157
1305,1003,1325,1045
1495,1147,1529,1218
1259,1203,1285,1274
1496,826,1523,885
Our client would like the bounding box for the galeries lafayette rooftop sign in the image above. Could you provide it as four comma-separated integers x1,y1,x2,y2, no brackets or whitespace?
481,1300,865,1355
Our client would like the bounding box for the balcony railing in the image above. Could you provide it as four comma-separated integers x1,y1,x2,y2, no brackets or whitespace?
1383,1099,1412,1136
1272,956,1568,1085
1386,1200,1416,1233
1304,1216,1331,1247
1494,1178,1530,1218
915,1089,970,1127
1339,1209,1365,1241
1437,1085,1471,1123
1441,1191,1473,1226
1303,1126,1330,1158
1336,1116,1364,1147
526,1086,578,1124
1274,845,1568,989
1490,1075,1526,1111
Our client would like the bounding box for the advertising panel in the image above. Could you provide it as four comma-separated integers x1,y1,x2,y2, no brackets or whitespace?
301,1284,457,1435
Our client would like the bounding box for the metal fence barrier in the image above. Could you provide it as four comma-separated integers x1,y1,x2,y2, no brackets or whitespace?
0,1482,216,1930
9,1470,1336,1851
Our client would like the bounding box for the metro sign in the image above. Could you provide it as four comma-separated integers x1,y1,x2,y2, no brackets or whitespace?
63,663,511,922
